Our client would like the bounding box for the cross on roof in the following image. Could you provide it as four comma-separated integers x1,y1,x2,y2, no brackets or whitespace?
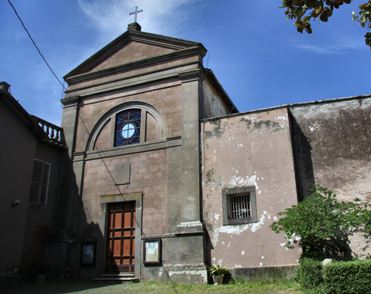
129,6,143,23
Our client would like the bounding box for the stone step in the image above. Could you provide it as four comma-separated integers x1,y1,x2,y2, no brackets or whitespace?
94,273,139,282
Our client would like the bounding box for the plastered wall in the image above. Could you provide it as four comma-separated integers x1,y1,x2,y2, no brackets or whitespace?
202,107,300,269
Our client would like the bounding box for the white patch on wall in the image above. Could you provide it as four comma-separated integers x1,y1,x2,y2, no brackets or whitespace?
227,241,231,248
212,212,271,245
261,256,265,259
241,250,245,255
275,115,287,121
212,257,216,261
218,259,223,265
250,212,271,233
158,268,164,277
214,213,220,221
228,175,259,191
218,224,250,235
250,220,264,232
259,262,263,267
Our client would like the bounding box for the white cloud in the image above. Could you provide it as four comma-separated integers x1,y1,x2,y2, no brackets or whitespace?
295,44,341,55
293,36,366,55
78,0,197,40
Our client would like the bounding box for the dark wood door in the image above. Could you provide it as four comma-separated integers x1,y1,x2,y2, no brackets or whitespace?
106,201,136,273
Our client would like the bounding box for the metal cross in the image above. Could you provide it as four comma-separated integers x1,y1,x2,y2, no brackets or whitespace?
129,6,143,23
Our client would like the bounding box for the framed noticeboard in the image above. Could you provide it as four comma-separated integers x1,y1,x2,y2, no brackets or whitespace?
143,239,162,266
80,242,96,266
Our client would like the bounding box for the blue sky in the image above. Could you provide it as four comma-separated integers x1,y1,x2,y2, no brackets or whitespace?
1,0,370,125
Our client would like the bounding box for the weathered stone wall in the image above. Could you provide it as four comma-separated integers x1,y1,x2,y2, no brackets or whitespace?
202,107,300,270
290,97,371,201
289,97,371,257
202,78,231,118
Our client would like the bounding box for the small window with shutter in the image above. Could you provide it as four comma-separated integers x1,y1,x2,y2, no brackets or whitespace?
30,159,51,207
222,187,257,225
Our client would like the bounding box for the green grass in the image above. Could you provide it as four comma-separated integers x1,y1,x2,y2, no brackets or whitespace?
1,279,302,294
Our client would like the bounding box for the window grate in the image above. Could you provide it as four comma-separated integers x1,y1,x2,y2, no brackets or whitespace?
228,193,251,220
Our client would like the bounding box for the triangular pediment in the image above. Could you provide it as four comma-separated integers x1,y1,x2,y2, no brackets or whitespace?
64,29,206,79
92,41,175,72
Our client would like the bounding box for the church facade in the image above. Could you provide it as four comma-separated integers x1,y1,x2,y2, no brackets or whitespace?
2,22,370,283
59,23,370,282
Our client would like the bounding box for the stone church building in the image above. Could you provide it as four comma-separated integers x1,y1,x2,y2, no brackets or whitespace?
1,22,370,283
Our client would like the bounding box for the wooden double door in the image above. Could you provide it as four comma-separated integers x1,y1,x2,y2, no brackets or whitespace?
106,201,136,273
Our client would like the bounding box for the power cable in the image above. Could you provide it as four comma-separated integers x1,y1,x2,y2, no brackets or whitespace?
7,0,66,91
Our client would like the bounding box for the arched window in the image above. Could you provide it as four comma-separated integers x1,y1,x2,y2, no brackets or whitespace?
87,102,166,151
114,109,141,146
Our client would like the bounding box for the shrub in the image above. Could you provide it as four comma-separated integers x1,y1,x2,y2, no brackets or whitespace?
322,259,371,294
296,258,323,289
271,186,370,260
208,265,231,284
208,264,229,276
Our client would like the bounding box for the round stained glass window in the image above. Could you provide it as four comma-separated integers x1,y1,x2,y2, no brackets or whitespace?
121,123,136,138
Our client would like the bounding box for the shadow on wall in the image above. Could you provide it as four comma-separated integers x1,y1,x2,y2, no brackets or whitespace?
288,111,315,201
204,229,214,268
25,151,105,281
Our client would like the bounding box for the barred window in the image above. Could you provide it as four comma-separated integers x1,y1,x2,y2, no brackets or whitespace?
30,159,51,207
222,187,257,225
228,194,251,220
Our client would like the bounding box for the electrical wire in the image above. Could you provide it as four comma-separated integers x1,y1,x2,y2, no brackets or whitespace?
7,0,66,91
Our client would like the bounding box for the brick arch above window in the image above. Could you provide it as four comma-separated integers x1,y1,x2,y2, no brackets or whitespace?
86,102,166,151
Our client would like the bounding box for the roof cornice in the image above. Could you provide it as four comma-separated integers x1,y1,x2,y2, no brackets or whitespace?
65,46,205,85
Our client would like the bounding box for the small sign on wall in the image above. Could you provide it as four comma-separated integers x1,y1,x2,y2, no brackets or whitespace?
143,239,162,266
80,242,96,266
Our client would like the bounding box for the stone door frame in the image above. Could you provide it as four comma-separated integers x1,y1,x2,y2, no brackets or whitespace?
101,192,142,278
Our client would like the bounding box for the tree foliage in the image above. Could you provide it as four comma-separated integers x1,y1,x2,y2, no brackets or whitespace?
271,187,371,260
281,0,371,48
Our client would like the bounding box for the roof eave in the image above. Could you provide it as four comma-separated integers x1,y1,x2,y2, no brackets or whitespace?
204,68,239,113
